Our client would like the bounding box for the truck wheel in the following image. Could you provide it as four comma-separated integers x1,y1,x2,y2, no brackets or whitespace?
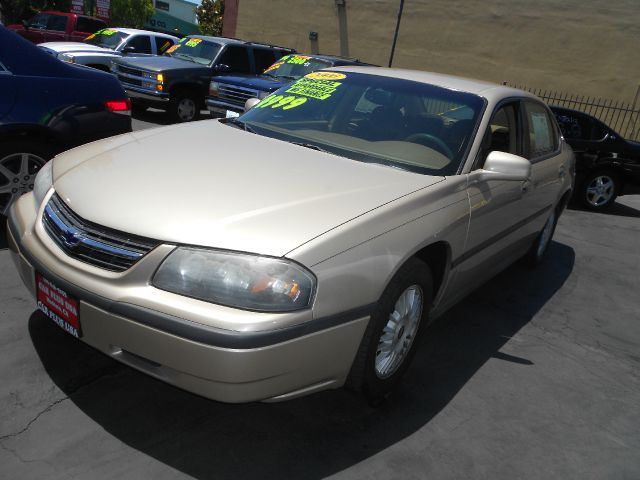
169,92,199,123
347,258,433,404
0,141,53,216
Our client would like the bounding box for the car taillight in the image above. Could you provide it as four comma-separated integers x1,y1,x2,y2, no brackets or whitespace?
105,99,131,112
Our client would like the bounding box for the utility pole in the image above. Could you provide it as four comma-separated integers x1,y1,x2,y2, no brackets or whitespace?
388,0,405,67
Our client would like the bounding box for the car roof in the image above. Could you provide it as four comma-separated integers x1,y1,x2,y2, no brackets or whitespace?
186,35,293,50
287,53,369,66
112,27,178,39
328,66,539,101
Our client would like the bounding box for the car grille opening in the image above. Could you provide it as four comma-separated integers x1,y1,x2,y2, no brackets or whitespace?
42,193,161,272
218,85,261,105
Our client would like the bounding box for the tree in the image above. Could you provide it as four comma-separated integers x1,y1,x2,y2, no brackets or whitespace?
196,0,224,36
109,0,154,29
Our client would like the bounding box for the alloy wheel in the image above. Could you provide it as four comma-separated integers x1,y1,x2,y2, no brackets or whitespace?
375,284,423,379
0,152,46,216
177,98,197,122
585,175,615,207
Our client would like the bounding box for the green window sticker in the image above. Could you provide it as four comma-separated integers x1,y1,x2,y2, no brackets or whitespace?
255,95,308,110
185,38,202,47
286,77,341,100
102,29,117,36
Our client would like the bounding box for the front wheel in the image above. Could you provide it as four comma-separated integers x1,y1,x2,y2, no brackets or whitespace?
581,170,619,210
347,258,433,403
0,141,52,216
169,92,200,123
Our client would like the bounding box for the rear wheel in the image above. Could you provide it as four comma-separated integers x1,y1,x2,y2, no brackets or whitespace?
581,170,619,210
0,141,52,216
347,258,433,403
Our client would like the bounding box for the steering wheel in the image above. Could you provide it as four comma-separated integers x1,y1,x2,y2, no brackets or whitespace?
404,133,453,159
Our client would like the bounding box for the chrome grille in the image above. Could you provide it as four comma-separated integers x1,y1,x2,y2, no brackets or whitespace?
118,65,144,77
218,84,260,106
42,194,160,272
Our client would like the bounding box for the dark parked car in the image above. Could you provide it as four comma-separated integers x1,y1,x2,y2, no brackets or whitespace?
111,36,294,122
206,53,369,117
551,106,640,210
0,26,131,216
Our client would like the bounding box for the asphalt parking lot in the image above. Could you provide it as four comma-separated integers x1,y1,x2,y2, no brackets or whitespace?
1,115,639,479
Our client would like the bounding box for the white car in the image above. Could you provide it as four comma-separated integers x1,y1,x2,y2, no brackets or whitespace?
39,27,179,71
7,68,574,404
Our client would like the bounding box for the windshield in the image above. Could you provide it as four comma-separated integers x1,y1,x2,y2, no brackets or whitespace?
237,71,484,175
263,55,333,80
83,29,128,49
164,38,221,65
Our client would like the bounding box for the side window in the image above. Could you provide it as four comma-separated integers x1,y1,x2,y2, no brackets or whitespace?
478,103,519,168
553,110,591,140
155,36,175,54
217,46,251,73
125,35,153,54
253,48,277,72
48,14,68,32
76,18,106,33
524,102,557,159
590,119,610,141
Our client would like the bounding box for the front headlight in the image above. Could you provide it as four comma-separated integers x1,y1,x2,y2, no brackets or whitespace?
59,53,75,64
33,159,53,207
153,248,316,312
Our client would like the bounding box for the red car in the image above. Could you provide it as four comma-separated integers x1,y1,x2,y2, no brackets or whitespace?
7,11,106,44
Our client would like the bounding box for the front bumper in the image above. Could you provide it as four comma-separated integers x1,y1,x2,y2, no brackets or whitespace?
6,193,370,403
124,85,170,104
206,97,242,115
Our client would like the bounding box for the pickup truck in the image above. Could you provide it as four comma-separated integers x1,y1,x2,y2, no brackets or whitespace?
39,28,179,72
111,35,294,122
7,11,106,43
207,54,369,117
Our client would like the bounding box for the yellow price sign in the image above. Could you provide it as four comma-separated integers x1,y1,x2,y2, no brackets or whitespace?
185,38,202,47
255,95,308,110
166,44,181,54
286,77,342,100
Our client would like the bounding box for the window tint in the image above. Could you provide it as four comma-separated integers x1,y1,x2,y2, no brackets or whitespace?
481,103,518,164
217,46,251,73
125,35,152,54
46,14,68,31
76,17,106,33
554,110,590,140
591,119,610,141
155,36,175,54
253,48,277,72
524,102,557,158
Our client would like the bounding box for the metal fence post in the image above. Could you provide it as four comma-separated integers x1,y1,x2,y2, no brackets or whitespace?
630,84,640,140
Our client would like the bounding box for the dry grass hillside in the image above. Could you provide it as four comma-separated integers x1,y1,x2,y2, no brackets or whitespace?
235,0,640,103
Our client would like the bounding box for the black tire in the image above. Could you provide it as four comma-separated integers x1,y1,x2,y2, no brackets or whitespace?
0,141,54,217
168,91,200,123
347,257,433,404
580,169,619,210
523,206,558,266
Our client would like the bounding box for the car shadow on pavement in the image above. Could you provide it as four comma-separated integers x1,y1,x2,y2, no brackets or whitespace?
567,200,640,218
28,241,575,480
133,108,214,126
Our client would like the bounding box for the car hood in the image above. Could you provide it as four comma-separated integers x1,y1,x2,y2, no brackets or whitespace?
51,121,443,257
116,55,205,72
39,42,114,54
217,74,289,91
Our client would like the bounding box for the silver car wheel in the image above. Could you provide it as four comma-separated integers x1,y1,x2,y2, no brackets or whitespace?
585,175,615,207
536,209,556,259
375,284,423,379
177,98,197,122
0,152,46,216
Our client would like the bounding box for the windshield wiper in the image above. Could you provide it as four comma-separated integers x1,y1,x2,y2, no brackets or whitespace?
291,142,329,153
172,53,197,64
222,118,256,133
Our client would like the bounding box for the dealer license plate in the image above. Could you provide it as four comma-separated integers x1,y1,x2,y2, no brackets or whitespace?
36,272,82,338
225,109,240,118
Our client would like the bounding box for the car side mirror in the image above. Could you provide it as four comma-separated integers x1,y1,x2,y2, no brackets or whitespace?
213,64,231,73
244,98,261,112
122,46,136,54
477,151,531,182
